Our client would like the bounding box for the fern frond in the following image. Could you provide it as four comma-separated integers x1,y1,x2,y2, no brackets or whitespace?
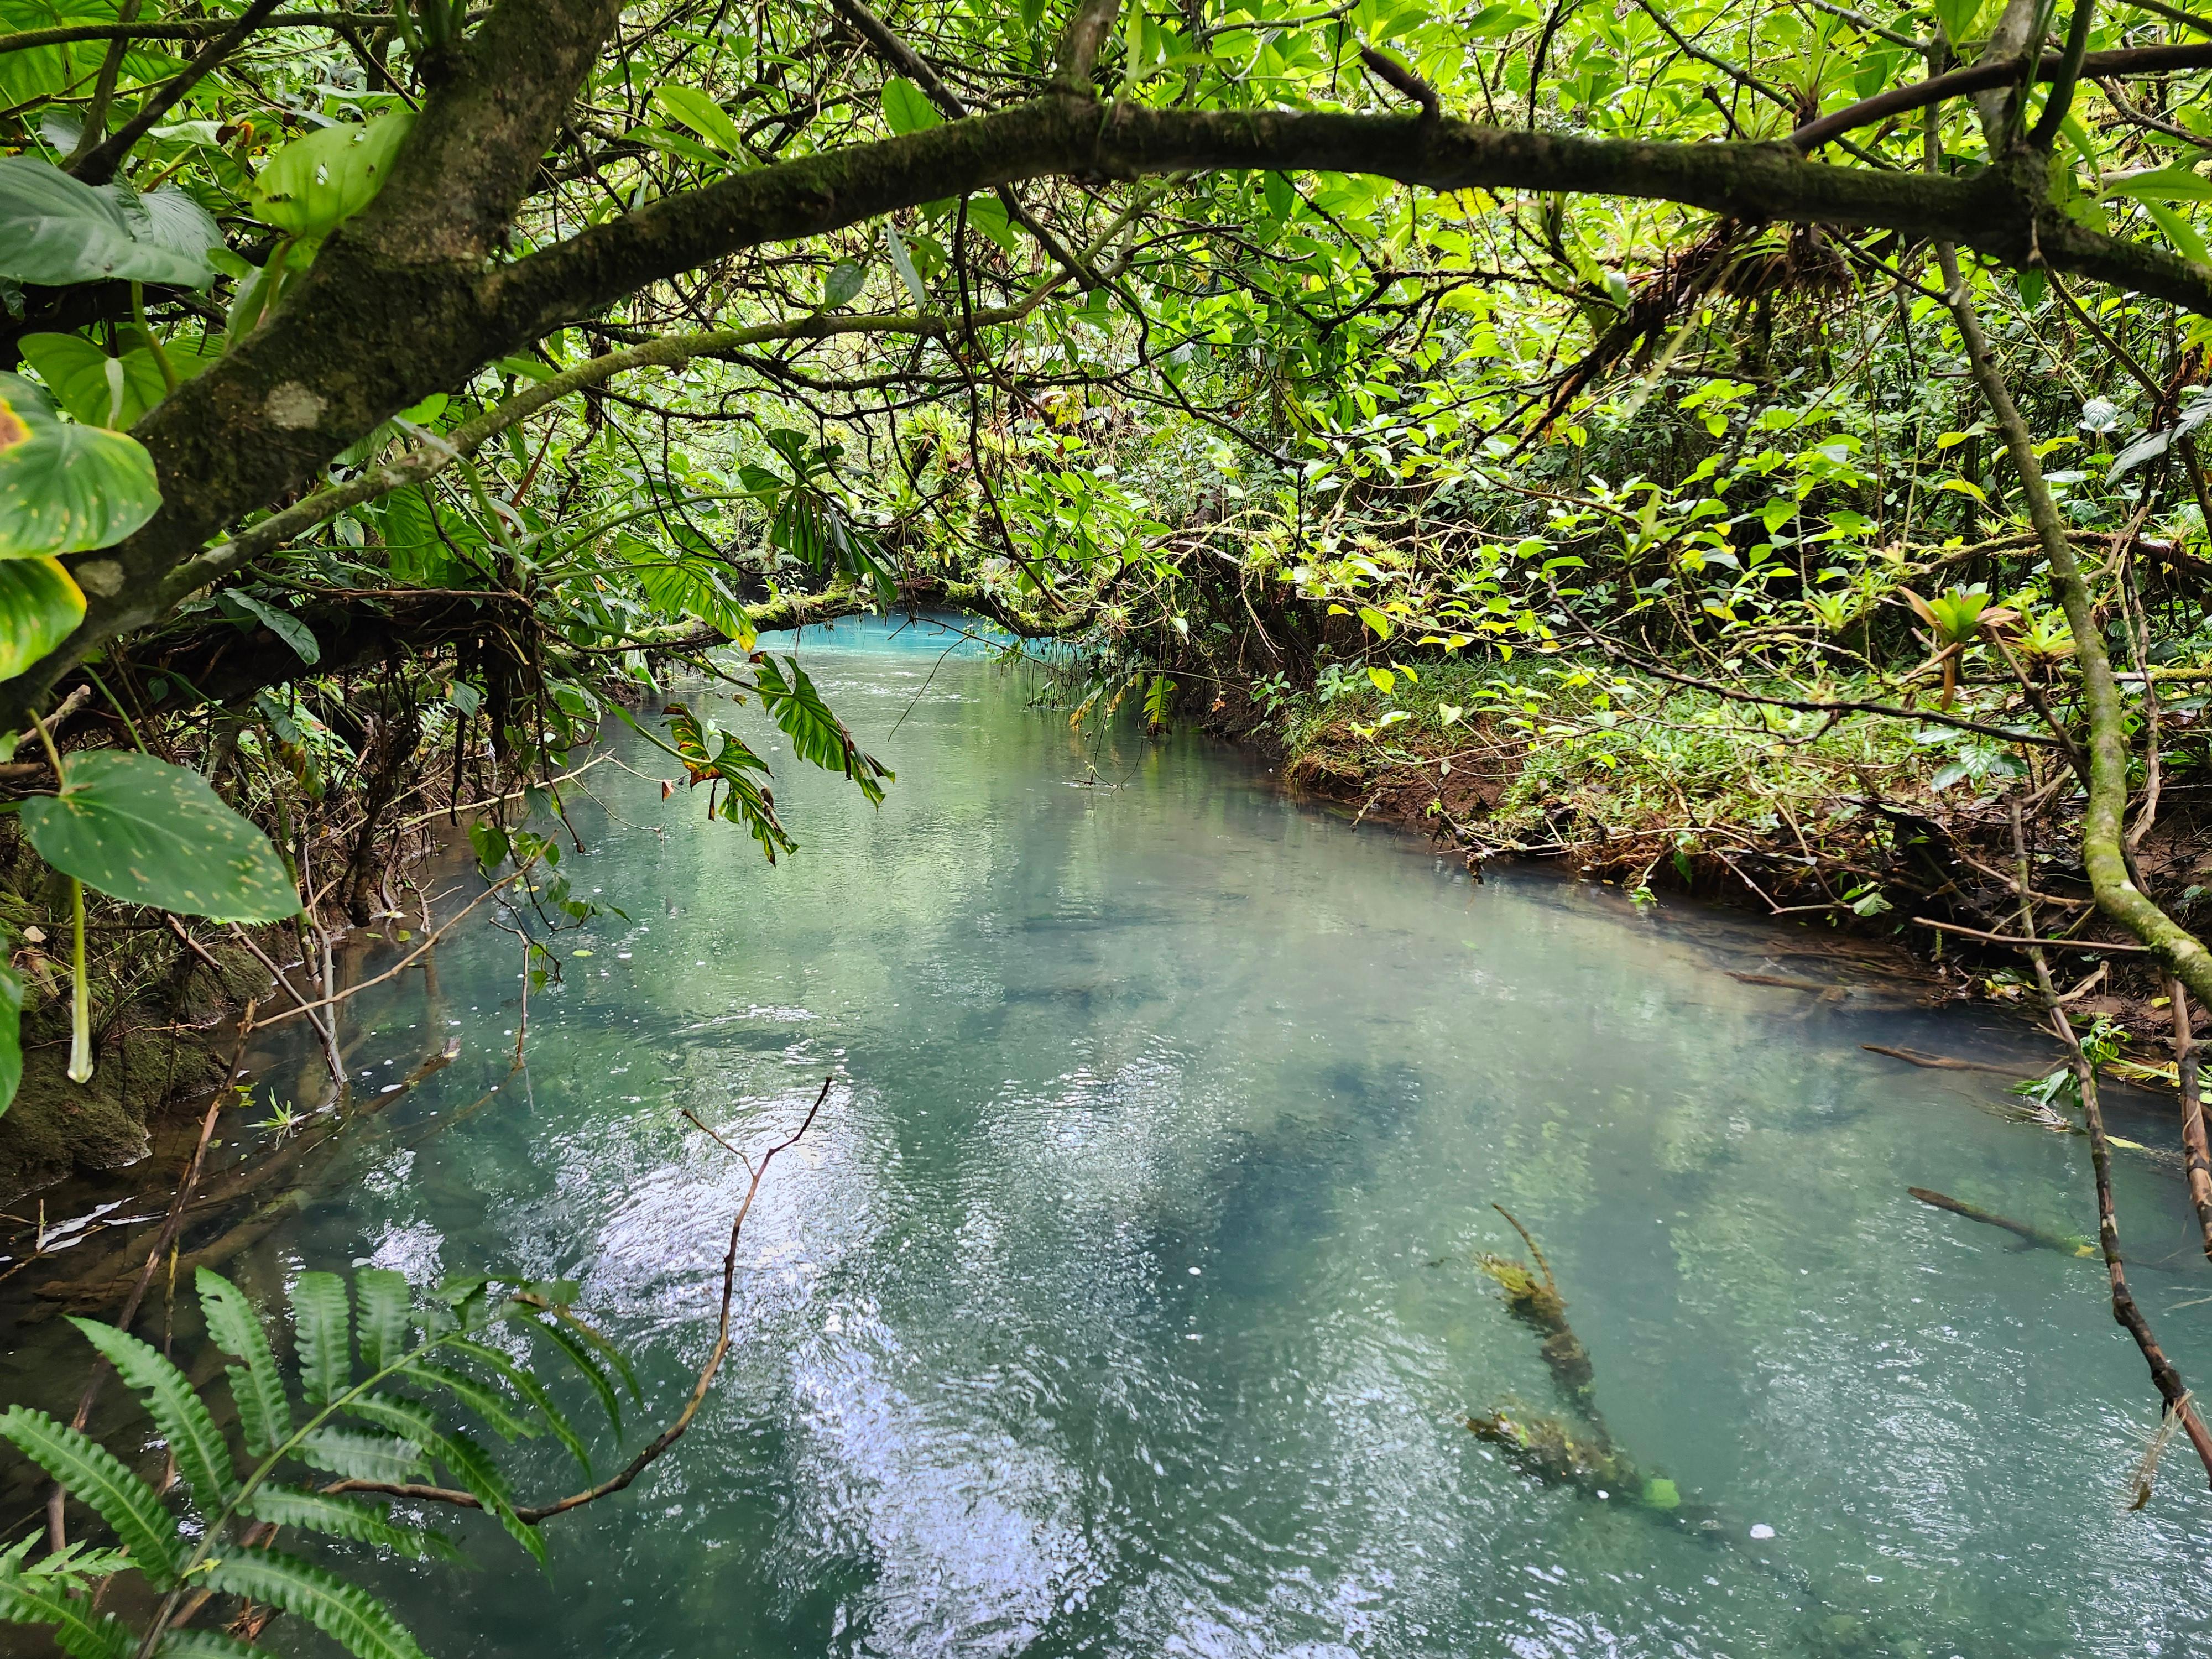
196,1269,293,1457
353,1269,411,1374
0,1407,182,1589
411,1362,538,1443
1,1536,133,1590
341,1391,440,1447
203,1548,429,1659
156,1630,269,1657
448,1337,588,1475
530,1315,623,1437
423,1426,545,1567
292,1271,353,1406
295,1427,428,1486
0,1578,134,1659
64,1319,238,1518
241,1486,459,1561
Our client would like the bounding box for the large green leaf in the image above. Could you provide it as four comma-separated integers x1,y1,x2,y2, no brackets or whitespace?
2106,166,2212,205
0,557,85,686
18,334,169,430
0,1407,182,1588
653,85,748,158
196,1269,293,1457
202,1550,429,1659
757,654,893,804
880,75,943,135
0,158,216,288
66,1318,237,1517
292,1269,353,1405
22,751,300,921
0,372,160,559
249,112,415,241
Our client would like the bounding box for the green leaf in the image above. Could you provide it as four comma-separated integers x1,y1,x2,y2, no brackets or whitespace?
0,156,216,288
822,258,866,309
0,1407,182,1588
880,75,943,135
65,1319,237,1517
249,112,416,241
156,1632,273,1658
0,371,160,559
354,1267,411,1374
2107,166,2212,204
0,947,25,1119
294,1427,427,1486
2142,199,2212,267
196,1269,292,1458
240,1487,457,1559
0,556,84,694
292,1269,353,1405
531,1313,624,1436
202,1549,429,1659
18,333,169,430
755,655,893,806
23,751,300,921
0,1578,133,1659
422,1425,544,1565
652,85,748,158
411,1362,540,1443
217,589,320,664
447,1337,587,1474
1932,0,1984,45
883,218,928,308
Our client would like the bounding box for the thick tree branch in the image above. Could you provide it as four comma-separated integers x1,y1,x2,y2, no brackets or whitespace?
19,97,2212,714
1790,41,2212,151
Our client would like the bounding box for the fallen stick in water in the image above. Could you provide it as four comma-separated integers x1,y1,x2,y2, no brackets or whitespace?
1907,1187,2095,1256
1863,1043,2047,1078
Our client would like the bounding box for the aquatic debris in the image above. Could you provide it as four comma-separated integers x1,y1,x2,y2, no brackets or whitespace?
1907,1187,2094,1256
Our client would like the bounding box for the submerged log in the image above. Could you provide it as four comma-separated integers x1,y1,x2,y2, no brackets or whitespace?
1908,1186,2095,1256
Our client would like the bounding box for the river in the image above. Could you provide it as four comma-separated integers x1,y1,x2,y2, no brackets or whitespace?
5,614,2210,1657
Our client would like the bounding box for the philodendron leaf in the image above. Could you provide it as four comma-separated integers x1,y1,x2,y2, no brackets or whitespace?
250,112,415,241
0,372,160,559
18,333,171,430
22,751,300,921
0,156,216,288
0,557,86,681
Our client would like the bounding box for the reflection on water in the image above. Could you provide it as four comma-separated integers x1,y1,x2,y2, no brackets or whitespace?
8,612,2211,1657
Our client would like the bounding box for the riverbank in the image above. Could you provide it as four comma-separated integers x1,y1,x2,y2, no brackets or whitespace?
1192,651,2202,1047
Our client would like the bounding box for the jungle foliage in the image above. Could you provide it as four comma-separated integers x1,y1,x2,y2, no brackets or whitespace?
8,0,2212,1640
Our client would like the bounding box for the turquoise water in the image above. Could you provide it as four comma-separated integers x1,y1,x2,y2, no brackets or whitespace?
9,613,2212,1656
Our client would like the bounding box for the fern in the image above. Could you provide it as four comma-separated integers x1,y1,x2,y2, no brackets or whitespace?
291,1270,352,1406
198,1268,293,1457
240,1487,458,1561
353,1268,411,1373
203,1550,429,1659
155,1632,274,1658
0,1577,133,1659
0,1265,654,1656
0,1407,182,1587
528,1313,627,1437
66,1318,239,1516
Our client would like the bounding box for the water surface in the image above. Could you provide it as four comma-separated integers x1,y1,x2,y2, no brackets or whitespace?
12,614,2212,1657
